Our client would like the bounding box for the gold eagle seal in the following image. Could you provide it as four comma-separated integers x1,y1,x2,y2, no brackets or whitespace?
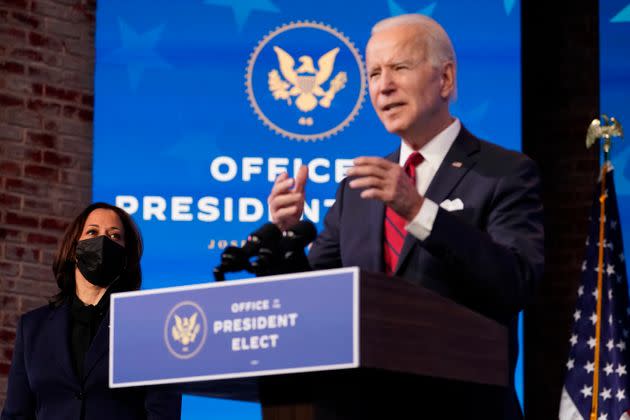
269,46,347,113
246,21,366,141
164,301,208,360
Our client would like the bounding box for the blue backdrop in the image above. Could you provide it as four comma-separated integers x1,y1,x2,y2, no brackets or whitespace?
94,0,522,417
601,1,630,268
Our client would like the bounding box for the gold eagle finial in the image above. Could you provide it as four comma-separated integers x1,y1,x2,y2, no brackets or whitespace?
586,115,623,155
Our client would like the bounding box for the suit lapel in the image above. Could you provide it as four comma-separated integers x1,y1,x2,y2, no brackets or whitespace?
47,302,77,383
83,309,109,380
423,127,480,206
395,127,480,274
364,190,385,272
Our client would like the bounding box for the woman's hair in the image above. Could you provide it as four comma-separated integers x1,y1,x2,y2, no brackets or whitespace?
50,202,143,306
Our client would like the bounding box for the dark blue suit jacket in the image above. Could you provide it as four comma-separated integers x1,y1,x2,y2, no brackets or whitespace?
308,127,544,418
1,300,181,420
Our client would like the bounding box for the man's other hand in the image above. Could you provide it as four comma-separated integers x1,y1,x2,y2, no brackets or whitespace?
268,165,308,231
347,157,424,221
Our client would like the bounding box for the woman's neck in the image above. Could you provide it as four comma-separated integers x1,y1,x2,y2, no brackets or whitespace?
74,269,107,306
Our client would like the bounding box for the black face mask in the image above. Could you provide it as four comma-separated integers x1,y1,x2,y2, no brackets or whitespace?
75,236,127,288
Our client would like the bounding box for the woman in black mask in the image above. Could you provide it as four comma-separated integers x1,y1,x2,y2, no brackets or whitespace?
2,202,181,420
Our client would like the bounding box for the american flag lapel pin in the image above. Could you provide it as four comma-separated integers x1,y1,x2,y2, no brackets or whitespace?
451,161,463,168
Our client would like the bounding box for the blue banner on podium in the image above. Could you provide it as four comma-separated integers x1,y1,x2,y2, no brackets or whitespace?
109,267,359,387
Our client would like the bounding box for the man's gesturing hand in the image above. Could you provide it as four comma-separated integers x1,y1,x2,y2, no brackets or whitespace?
268,165,308,231
347,157,424,221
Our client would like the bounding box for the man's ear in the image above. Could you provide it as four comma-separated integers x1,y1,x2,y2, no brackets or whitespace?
440,61,456,99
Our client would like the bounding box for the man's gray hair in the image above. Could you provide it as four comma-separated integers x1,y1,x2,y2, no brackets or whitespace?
371,14,456,69
371,14,457,100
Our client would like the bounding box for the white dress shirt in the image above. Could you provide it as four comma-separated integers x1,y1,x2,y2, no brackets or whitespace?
399,118,461,240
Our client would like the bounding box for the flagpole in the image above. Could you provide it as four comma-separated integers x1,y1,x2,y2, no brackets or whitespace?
590,158,607,420
559,115,624,420
585,114,622,420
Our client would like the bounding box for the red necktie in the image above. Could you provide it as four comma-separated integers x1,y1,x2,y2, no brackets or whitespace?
383,152,424,274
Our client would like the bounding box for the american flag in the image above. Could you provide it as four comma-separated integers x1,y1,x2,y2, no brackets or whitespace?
560,165,630,420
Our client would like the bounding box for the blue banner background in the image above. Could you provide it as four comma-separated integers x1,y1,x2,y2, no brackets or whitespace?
601,1,630,272
94,0,522,416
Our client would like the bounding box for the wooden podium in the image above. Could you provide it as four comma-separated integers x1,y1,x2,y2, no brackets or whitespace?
158,270,509,419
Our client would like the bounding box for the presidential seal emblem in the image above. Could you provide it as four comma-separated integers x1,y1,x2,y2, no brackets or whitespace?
164,301,208,359
246,21,366,141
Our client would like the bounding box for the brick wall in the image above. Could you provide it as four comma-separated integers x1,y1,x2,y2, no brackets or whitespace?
0,0,95,406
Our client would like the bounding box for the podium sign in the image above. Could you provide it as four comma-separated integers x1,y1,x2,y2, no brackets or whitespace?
109,267,359,387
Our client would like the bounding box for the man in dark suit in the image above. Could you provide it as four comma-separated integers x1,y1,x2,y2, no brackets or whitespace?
268,14,543,419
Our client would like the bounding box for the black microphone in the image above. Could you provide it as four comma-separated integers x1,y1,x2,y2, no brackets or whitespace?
282,220,317,273
247,242,281,277
277,220,317,274
282,221,317,256
249,220,317,276
213,223,282,281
